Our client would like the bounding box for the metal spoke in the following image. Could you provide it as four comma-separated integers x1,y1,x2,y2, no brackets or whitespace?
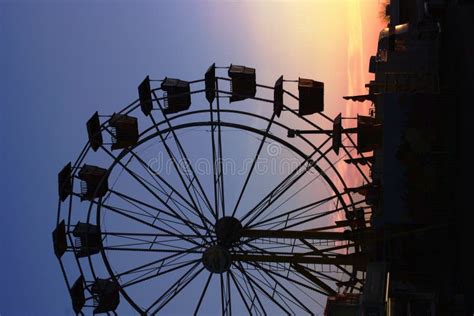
109,189,206,232
248,191,343,229
209,79,227,219
123,149,215,249
209,93,220,220
149,111,214,226
114,244,202,280
233,262,291,314
233,261,267,315
147,261,205,314
194,272,213,315
97,200,204,247
100,146,209,241
231,112,276,218
220,273,225,316
252,268,298,314
241,136,332,228
256,148,361,229
150,93,216,220
298,239,358,281
128,148,213,228
122,259,200,289
102,231,203,238
245,260,328,304
103,246,202,254
229,270,253,315
216,82,226,219
226,271,232,316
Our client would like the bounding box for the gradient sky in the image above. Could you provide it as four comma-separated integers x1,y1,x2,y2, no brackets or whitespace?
1,1,383,314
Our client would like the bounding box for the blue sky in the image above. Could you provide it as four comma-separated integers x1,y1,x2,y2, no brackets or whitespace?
1,2,258,314
1,1,382,314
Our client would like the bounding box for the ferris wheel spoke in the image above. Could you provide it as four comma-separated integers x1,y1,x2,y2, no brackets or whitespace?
150,96,216,222
208,81,227,220
228,270,257,315
111,163,207,231
266,197,367,231
98,194,201,238
251,161,358,228
233,261,291,314
231,112,277,218
194,272,213,315
121,258,202,290
146,261,205,314
220,272,227,315
109,189,207,232
218,271,233,316
127,148,212,228
100,146,210,240
238,244,340,299
290,263,339,297
103,246,201,254
251,263,313,314
102,199,196,232
102,200,206,243
102,232,203,238
114,244,202,280
216,87,226,219
102,232,203,250
98,202,204,247
226,271,233,315
209,105,219,220
233,261,267,315
120,267,162,289
103,238,194,251
264,210,336,232
244,145,334,229
248,191,342,230
75,192,156,223
297,239,359,282
241,136,333,228
267,209,341,232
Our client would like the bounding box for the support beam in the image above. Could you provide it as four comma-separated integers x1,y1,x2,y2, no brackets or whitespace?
232,253,366,266
240,229,349,240
291,263,337,296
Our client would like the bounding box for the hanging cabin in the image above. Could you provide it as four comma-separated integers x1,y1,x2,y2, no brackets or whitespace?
109,113,139,150
91,279,120,314
78,164,108,201
298,78,324,115
72,222,102,257
161,77,191,114
228,64,256,102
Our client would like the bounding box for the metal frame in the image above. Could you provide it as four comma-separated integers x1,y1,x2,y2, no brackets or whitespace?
54,66,372,315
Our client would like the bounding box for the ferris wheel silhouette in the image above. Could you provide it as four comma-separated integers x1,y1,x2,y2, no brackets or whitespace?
53,63,375,315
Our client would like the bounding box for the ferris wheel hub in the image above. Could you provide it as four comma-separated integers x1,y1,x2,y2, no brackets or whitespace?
202,245,232,273
215,216,243,248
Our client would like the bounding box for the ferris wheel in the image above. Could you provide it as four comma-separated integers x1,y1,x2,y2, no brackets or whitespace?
53,63,375,315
